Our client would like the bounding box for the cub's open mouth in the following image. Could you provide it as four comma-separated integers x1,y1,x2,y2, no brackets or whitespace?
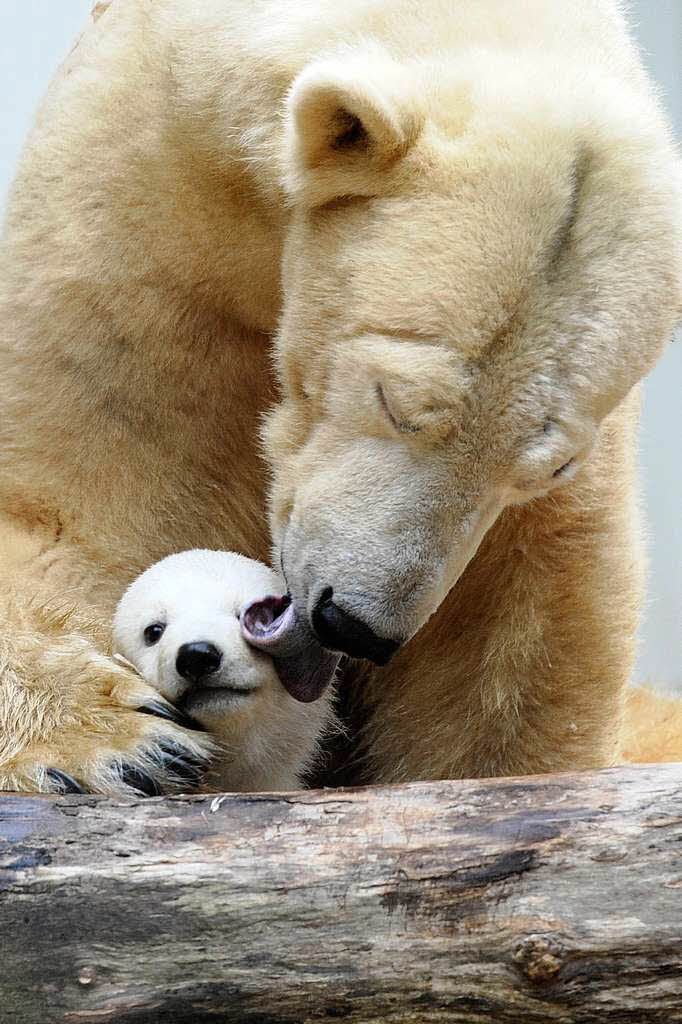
241,594,341,703
241,594,295,643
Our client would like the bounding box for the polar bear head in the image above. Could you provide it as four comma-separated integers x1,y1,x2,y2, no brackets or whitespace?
249,47,682,688
113,550,335,789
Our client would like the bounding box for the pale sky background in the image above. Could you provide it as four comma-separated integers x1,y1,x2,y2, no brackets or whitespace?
1,2,680,687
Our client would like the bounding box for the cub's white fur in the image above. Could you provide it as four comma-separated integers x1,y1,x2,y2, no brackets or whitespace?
113,551,334,791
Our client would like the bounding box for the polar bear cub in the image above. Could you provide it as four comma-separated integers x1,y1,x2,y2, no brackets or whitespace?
113,550,335,791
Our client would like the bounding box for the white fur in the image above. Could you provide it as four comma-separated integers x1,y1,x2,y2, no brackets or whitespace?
113,551,334,791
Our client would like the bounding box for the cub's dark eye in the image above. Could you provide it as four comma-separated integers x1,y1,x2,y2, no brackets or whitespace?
144,622,166,646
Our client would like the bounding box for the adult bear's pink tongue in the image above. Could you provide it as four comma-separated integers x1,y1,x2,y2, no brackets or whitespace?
240,595,341,703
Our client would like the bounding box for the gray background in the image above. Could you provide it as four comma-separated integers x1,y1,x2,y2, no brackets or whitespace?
1,2,680,688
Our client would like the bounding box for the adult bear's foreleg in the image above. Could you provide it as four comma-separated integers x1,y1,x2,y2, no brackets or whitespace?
0,589,214,795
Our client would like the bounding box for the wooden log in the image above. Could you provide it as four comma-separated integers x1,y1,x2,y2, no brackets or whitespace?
1,764,681,1024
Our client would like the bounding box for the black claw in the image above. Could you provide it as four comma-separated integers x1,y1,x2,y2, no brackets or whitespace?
158,740,209,787
119,764,163,797
138,700,205,732
46,769,87,794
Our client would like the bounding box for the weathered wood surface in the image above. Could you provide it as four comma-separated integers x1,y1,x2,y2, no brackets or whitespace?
1,765,681,1024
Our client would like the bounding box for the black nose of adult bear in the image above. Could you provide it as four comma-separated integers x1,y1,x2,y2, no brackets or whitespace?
311,588,401,665
176,642,223,683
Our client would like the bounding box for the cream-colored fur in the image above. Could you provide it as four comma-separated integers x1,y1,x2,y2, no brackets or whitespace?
0,0,680,793
113,551,333,791
623,686,682,765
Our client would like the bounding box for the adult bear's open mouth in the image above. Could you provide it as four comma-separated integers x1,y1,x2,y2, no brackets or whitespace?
241,594,341,703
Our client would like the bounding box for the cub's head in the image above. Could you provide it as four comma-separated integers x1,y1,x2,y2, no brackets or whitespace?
256,48,681,683
113,550,287,717
113,550,335,788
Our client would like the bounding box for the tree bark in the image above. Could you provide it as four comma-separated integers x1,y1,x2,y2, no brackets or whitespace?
1,764,681,1024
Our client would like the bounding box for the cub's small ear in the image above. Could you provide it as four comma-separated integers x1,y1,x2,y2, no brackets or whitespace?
283,54,423,205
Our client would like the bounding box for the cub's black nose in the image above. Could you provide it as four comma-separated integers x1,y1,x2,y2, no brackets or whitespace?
311,588,401,665
176,642,223,683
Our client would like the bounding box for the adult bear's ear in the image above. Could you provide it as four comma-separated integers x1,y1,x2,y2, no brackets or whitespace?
283,54,423,205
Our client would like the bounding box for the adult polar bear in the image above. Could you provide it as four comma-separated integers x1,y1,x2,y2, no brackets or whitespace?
0,0,679,793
